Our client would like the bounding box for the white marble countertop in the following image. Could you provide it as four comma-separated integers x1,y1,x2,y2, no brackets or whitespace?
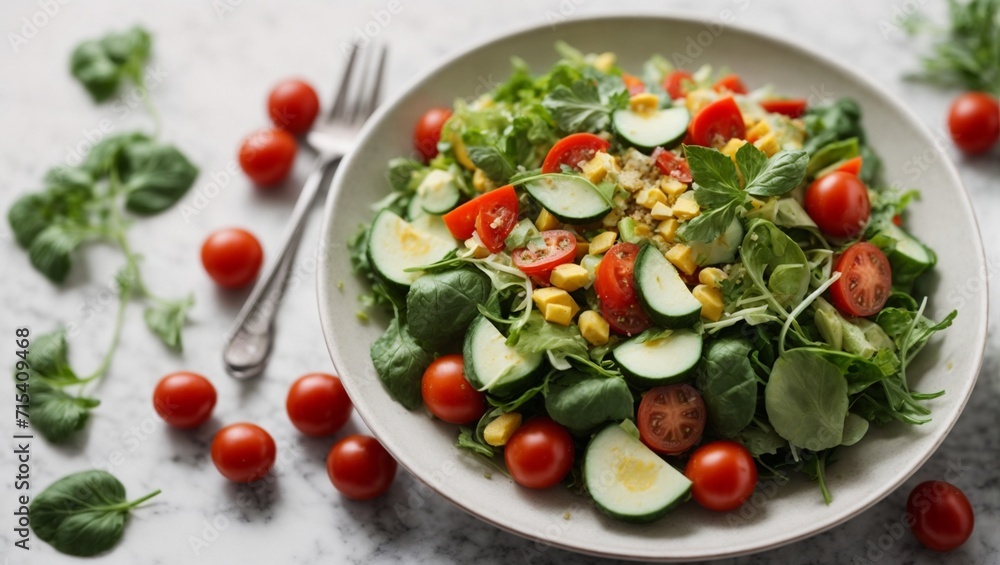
1,1,997,563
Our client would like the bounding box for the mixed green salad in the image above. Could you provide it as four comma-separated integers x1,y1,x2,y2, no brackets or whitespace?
349,43,956,522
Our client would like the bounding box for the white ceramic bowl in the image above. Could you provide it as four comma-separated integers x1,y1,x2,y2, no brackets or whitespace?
317,14,988,561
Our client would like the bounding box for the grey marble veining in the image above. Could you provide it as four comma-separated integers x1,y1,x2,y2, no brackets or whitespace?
0,1,997,564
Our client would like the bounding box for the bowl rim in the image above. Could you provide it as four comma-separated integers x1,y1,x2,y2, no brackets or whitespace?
316,11,989,561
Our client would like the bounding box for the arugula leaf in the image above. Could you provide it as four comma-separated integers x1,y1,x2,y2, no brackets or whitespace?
696,337,758,438
406,269,491,350
544,373,634,433
70,27,151,102
120,141,199,214
370,318,433,410
542,78,624,133
764,349,849,451
143,295,194,351
31,470,160,557
456,426,495,457
740,220,811,310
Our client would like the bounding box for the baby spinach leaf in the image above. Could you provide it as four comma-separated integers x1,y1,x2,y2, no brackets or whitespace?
370,318,433,410
512,311,589,358
841,413,870,446
739,425,786,457
143,295,194,351
696,337,757,438
30,379,100,443
544,373,634,433
70,27,151,102
802,98,882,185
406,269,491,350
764,349,849,451
120,141,199,214
31,470,160,556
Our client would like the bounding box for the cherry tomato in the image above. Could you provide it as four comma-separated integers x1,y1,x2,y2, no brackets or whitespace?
663,70,694,99
201,228,264,288
829,242,892,317
685,440,758,511
760,98,808,118
153,372,217,429
804,171,871,238
442,185,518,241
948,92,999,155
327,435,397,500
594,242,652,335
511,230,577,275
688,96,746,147
712,73,748,95
637,384,706,455
541,133,611,173
907,480,974,552
238,128,297,186
652,147,693,183
475,187,519,253
211,423,277,483
892,214,903,227
267,79,320,135
832,156,863,177
414,107,452,162
504,417,574,489
621,72,645,95
421,354,485,425
286,373,353,437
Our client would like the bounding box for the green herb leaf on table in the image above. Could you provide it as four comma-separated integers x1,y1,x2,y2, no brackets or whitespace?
143,295,195,351
70,27,151,102
30,379,101,444
28,223,93,284
370,318,434,410
120,141,199,214
30,470,160,557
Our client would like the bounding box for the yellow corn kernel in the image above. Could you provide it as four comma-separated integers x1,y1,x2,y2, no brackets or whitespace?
449,129,476,170
650,201,674,220
746,119,771,144
580,151,620,184
592,52,616,73
578,310,610,346
635,187,668,209
754,133,780,157
532,287,580,318
666,244,697,275
550,263,590,292
535,208,560,231
543,303,574,326
656,219,679,242
699,267,728,288
720,138,747,161
484,413,522,446
589,231,617,255
685,89,715,114
671,198,702,221
659,177,688,201
633,223,652,238
601,209,621,228
472,168,495,193
693,284,725,322
575,240,590,260
629,93,660,117
464,237,491,259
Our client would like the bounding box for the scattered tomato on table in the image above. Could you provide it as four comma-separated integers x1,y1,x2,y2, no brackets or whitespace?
327,435,398,500
286,373,353,437
201,228,264,288
211,423,277,483
268,78,320,134
153,372,217,429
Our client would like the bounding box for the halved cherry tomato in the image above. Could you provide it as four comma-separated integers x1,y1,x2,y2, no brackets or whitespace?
622,72,645,95
414,107,452,161
907,480,975,552
804,171,870,238
685,441,758,511
652,147,693,183
504,417,574,489
712,74,748,95
829,242,892,317
637,383,706,455
475,187,519,253
511,230,577,275
688,96,746,147
832,156,863,176
541,133,610,173
663,70,694,99
442,185,518,241
760,98,808,119
594,242,652,335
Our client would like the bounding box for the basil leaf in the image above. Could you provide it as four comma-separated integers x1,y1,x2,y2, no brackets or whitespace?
684,145,741,193
31,470,160,556
465,144,516,184
120,141,198,214
8,169,96,249
696,337,758,438
734,142,767,183
765,349,849,451
370,318,433,410
30,378,100,443
70,27,151,102
743,149,808,197
544,373,634,433
678,202,739,244
406,270,491,350
28,224,91,283
8,194,53,248
143,295,194,351
81,132,151,177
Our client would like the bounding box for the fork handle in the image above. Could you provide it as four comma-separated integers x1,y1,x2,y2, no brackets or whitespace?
223,156,340,379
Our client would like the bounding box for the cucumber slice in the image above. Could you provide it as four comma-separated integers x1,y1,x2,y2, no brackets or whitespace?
367,209,457,287
613,329,703,387
520,174,611,224
613,106,690,151
869,223,936,286
584,423,692,523
415,169,461,214
688,217,744,266
634,244,702,328
410,213,455,244
463,316,544,397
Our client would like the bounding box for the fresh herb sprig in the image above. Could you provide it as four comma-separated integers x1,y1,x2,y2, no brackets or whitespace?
905,0,1000,96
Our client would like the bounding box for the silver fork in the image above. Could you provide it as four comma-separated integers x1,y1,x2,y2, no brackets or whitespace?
224,43,388,379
